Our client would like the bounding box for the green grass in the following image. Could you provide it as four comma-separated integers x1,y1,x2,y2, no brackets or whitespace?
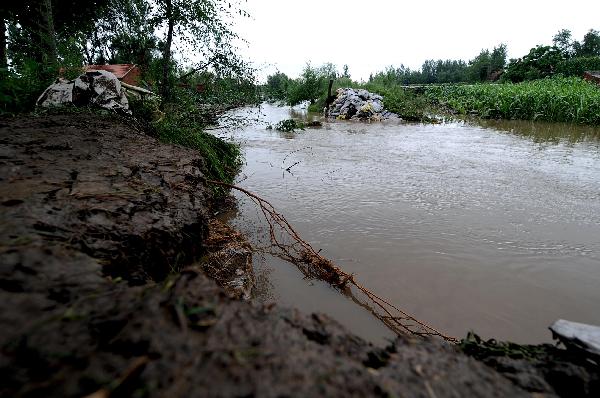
155,110,242,184
133,89,242,185
365,83,434,122
460,332,554,361
425,77,600,125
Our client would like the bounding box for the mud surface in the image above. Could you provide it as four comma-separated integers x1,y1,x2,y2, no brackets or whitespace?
0,113,595,397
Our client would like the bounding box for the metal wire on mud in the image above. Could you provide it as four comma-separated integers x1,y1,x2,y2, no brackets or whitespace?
207,180,458,343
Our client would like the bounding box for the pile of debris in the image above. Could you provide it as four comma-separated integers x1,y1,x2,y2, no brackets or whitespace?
327,88,398,120
37,70,132,113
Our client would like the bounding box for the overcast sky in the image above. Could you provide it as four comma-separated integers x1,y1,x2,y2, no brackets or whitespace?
232,0,600,82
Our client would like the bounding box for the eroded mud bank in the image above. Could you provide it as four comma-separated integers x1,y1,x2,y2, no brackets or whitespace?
0,114,596,397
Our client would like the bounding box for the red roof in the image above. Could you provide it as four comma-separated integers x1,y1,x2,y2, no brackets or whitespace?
583,71,600,85
84,64,137,79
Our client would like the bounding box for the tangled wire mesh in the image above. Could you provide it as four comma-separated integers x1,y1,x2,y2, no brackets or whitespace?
208,180,458,343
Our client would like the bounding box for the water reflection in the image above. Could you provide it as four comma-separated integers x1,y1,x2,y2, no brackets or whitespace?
475,118,600,144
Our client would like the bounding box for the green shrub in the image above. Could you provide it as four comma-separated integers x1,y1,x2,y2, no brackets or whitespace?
154,113,241,184
267,119,305,132
556,56,600,77
263,63,339,106
264,72,291,101
0,62,56,114
366,83,433,122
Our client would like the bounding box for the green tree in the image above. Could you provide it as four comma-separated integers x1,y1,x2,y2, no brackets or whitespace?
153,0,248,100
265,72,291,101
503,45,563,82
318,62,338,80
3,1,58,72
342,64,350,78
421,59,437,83
553,29,574,58
467,49,491,82
465,44,506,82
285,62,338,105
4,0,111,70
1,0,111,112
86,0,158,67
435,60,468,83
574,29,600,57
490,44,507,73
0,17,6,69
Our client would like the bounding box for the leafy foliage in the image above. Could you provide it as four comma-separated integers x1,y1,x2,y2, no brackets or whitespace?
504,29,600,83
286,63,338,106
365,83,433,122
264,72,291,102
574,29,600,58
267,119,305,132
366,45,506,86
0,63,57,113
87,0,158,67
553,29,575,58
467,44,507,82
1,0,252,186
153,0,250,99
426,77,600,125
556,56,600,77
502,45,564,83
149,88,242,183
460,332,553,361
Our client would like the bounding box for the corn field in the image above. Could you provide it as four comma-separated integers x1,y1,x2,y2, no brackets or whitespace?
425,77,600,125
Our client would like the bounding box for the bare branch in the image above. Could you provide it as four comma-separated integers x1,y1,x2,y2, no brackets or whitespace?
207,179,458,343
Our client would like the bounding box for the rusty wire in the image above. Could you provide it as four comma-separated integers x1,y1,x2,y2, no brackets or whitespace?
207,180,458,343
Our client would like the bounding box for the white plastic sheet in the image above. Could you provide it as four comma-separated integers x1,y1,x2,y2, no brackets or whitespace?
37,70,130,113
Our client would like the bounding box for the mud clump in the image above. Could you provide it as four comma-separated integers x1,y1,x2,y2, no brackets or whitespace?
201,219,254,300
0,113,210,285
0,113,590,397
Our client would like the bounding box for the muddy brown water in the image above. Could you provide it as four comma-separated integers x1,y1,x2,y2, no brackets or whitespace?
221,103,600,346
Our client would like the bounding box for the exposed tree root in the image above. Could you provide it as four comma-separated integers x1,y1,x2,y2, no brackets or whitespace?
207,180,458,343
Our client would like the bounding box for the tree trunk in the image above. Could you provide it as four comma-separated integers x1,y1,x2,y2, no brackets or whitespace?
38,0,58,66
0,17,7,69
325,79,335,116
160,0,174,101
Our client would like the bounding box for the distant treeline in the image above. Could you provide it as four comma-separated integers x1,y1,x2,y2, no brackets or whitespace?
265,28,600,107
370,44,507,85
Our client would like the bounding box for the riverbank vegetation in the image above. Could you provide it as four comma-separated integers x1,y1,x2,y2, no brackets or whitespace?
263,63,433,121
264,28,600,125
425,77,600,124
1,0,257,183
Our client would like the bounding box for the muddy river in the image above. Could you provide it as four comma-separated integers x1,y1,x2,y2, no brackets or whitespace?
221,103,600,345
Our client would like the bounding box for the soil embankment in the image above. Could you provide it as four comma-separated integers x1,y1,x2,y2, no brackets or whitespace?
0,114,596,397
